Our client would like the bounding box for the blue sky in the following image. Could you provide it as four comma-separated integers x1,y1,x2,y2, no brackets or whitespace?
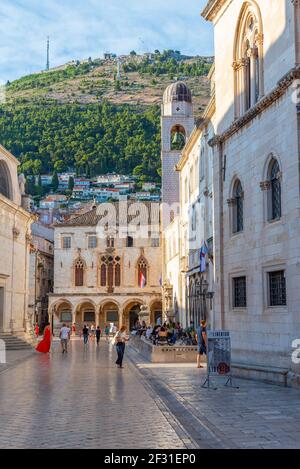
0,0,213,82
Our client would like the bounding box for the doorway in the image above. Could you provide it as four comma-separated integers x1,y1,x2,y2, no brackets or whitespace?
129,305,140,331
0,287,4,332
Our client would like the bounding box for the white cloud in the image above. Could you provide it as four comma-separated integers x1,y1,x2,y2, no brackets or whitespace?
0,0,213,81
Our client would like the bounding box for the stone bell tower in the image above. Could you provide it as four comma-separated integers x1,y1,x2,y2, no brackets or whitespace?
161,81,194,224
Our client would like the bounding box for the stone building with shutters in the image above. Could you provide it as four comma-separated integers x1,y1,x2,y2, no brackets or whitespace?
200,0,300,385
48,201,162,333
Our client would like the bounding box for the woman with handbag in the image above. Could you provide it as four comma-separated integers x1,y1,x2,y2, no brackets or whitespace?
114,325,127,368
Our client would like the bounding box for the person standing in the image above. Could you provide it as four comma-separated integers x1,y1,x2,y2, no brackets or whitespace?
60,323,71,354
96,326,101,346
34,323,40,338
72,323,76,337
82,324,89,345
36,322,51,354
196,320,207,369
114,326,128,368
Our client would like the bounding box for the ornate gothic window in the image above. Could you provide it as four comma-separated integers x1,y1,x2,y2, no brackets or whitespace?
233,180,244,233
233,3,264,117
74,259,84,287
138,257,148,288
100,256,121,288
269,159,281,221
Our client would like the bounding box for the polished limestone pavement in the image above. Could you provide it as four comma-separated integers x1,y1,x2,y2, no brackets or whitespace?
0,338,190,449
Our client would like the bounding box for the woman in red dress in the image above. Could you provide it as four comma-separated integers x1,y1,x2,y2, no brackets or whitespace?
36,323,51,354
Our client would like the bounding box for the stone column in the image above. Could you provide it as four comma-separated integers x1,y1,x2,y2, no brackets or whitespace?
96,311,100,328
250,48,258,107
119,310,123,329
72,309,76,335
293,0,300,65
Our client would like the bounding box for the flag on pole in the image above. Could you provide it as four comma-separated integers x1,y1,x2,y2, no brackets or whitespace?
139,271,146,288
200,243,208,273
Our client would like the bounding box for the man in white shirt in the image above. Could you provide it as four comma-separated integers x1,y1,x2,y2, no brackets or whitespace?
60,323,71,354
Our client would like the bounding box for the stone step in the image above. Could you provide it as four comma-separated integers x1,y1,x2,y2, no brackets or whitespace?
0,334,34,350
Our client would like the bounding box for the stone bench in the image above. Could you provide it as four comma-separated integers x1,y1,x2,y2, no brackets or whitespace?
231,362,289,386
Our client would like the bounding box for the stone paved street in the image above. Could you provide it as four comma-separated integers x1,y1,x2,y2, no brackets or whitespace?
0,339,191,449
129,347,300,449
1,338,300,449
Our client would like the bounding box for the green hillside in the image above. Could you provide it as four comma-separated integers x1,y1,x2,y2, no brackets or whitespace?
0,50,213,181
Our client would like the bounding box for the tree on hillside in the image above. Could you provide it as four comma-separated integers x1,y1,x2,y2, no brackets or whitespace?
68,176,74,192
52,171,59,192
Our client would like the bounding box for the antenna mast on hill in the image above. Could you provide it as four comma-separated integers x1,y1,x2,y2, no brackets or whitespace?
46,36,50,71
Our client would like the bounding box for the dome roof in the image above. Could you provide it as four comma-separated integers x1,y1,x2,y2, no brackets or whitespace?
163,81,192,104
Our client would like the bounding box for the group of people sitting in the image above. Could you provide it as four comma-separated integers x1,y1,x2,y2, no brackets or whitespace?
131,320,201,347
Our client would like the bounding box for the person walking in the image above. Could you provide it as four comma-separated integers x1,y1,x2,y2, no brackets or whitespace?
36,322,51,354
34,323,40,338
114,326,128,369
60,323,71,354
82,324,89,346
104,324,110,342
96,326,101,346
196,320,207,368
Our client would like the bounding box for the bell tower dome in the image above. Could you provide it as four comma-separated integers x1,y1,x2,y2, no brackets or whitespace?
161,81,194,225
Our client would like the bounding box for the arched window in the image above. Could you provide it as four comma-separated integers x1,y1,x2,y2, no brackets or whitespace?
115,257,121,287
233,180,244,233
170,125,186,151
0,161,12,200
75,259,84,287
138,257,148,288
233,3,264,117
269,159,281,221
100,260,107,287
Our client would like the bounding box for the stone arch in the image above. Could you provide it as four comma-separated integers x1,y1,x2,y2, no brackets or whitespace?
262,152,282,181
99,300,120,330
50,299,73,332
170,124,186,151
0,160,13,200
75,300,97,326
122,299,145,331
149,299,163,325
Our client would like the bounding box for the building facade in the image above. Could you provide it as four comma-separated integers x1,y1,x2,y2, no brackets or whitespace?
28,223,54,330
202,0,300,385
49,201,162,333
0,144,34,337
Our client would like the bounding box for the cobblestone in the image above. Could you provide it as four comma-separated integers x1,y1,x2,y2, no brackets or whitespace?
0,339,187,449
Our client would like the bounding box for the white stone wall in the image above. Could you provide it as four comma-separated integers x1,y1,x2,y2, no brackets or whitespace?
213,0,295,134
208,0,300,374
0,147,33,336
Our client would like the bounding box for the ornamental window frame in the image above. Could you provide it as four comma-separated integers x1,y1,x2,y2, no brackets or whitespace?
233,1,264,118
